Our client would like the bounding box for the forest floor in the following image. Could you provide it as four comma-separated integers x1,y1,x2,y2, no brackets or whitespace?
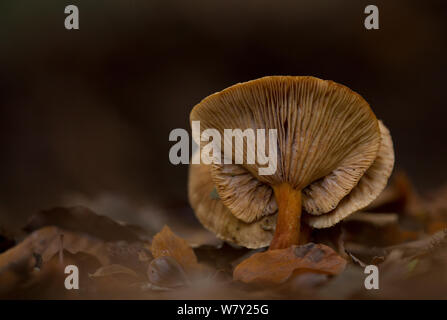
1,172,447,299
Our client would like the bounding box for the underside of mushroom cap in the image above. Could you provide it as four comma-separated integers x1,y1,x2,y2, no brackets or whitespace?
306,120,395,228
188,151,276,248
191,76,381,223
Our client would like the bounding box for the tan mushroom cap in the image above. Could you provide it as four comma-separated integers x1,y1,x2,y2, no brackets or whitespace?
189,76,393,249
188,151,276,248
191,76,381,220
306,120,394,228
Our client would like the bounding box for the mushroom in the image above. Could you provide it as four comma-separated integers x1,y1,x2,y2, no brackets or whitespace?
188,76,394,250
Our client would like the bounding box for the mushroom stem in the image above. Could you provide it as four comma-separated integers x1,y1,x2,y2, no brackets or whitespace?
269,183,302,250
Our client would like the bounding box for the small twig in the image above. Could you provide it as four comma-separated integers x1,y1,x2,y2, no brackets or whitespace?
347,252,366,268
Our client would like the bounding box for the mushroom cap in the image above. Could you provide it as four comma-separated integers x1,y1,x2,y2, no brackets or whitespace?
188,150,276,248
306,120,394,228
190,76,381,224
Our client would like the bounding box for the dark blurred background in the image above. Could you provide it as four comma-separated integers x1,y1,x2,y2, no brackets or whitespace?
0,0,446,229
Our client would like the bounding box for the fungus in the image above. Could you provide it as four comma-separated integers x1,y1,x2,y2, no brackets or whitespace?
188,76,394,250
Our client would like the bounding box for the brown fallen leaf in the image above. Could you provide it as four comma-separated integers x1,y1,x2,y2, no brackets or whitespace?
386,228,447,258
426,221,447,234
194,243,251,273
233,243,346,285
105,241,152,275
24,206,145,242
345,228,447,263
89,264,140,279
0,226,112,296
312,223,347,258
343,214,421,248
150,225,201,275
0,226,110,275
422,184,447,215
147,256,189,288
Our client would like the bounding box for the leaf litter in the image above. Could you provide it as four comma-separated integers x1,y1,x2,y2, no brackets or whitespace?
1,172,447,299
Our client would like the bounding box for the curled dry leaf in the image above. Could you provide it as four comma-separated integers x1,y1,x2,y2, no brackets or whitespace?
147,256,189,288
24,206,144,242
233,243,346,285
105,242,152,275
312,223,346,258
0,226,111,295
194,243,251,273
0,226,110,273
345,228,447,264
89,264,139,279
386,228,447,258
426,221,447,235
150,225,201,275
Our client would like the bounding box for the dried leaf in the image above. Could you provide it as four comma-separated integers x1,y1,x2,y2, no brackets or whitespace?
147,256,189,288
150,225,201,275
89,264,139,279
386,228,447,258
0,226,112,296
426,221,447,235
105,242,152,274
312,223,346,258
345,228,447,264
0,226,110,275
233,243,346,285
24,206,144,242
343,216,421,247
194,243,250,272
318,265,366,299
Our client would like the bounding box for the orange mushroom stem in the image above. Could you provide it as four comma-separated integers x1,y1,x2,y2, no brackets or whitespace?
269,183,302,250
